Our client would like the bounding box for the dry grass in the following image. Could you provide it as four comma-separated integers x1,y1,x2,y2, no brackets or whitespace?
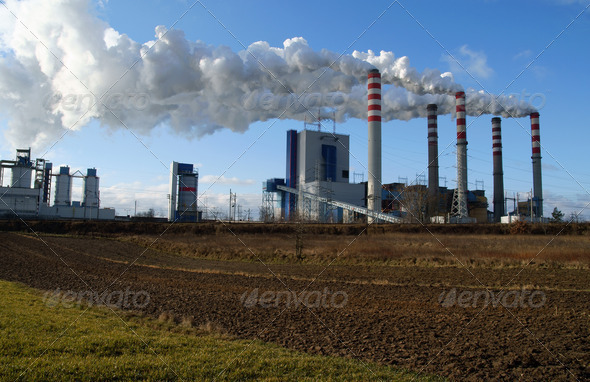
158,311,175,323
154,311,231,337
180,315,195,328
13,219,587,269
116,231,590,269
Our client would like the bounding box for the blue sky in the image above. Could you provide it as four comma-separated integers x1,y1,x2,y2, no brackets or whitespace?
0,0,589,219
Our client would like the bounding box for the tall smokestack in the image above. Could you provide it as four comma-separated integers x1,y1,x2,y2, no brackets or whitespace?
530,112,543,218
367,69,382,221
492,117,505,222
454,91,468,218
427,104,439,216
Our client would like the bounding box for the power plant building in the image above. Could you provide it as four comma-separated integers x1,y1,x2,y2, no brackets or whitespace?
259,68,546,224
168,161,200,222
284,129,365,222
0,149,115,220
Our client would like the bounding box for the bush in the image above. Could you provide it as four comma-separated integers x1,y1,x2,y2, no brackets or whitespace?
509,220,530,235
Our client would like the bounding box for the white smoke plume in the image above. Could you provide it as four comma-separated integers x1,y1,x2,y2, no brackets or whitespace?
0,0,537,151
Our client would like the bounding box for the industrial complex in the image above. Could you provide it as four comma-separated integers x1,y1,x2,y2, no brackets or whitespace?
0,148,114,220
0,149,201,222
0,70,544,224
263,69,545,224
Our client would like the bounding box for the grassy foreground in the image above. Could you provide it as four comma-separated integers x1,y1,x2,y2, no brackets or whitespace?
0,280,439,381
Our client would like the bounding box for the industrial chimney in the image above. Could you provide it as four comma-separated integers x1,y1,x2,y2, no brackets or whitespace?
427,104,439,216
367,69,382,222
492,117,505,222
453,91,469,218
530,112,543,218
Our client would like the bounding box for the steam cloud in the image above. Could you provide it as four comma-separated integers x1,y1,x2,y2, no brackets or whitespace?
0,0,536,150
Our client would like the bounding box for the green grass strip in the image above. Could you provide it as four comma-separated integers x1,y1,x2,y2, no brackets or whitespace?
0,280,441,381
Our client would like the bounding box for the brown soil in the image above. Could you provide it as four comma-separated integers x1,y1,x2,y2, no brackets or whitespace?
1,232,588,381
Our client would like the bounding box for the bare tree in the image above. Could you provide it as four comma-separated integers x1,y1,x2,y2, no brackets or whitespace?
402,185,428,223
259,204,275,222
136,208,155,218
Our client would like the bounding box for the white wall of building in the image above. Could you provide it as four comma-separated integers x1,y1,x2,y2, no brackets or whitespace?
297,130,351,184
0,187,41,217
39,204,115,220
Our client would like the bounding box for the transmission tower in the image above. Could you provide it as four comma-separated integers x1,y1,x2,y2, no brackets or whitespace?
353,172,364,184
415,173,426,186
261,189,275,222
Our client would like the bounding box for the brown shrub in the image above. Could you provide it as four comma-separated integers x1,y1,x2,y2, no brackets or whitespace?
510,221,531,235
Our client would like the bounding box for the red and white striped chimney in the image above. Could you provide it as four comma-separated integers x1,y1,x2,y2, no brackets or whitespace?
492,117,504,222
367,69,382,221
530,112,543,217
455,91,468,218
427,104,439,215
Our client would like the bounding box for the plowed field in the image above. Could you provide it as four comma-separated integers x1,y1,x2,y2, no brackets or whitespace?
1,231,588,381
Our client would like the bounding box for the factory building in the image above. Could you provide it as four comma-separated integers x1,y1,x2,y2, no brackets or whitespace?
0,150,43,216
265,120,491,223
379,183,488,223
262,69,544,224
168,161,200,222
283,128,365,222
0,149,115,220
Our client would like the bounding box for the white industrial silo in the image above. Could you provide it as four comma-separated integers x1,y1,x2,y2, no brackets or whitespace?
11,166,32,188
83,168,100,208
11,149,32,188
54,166,72,206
